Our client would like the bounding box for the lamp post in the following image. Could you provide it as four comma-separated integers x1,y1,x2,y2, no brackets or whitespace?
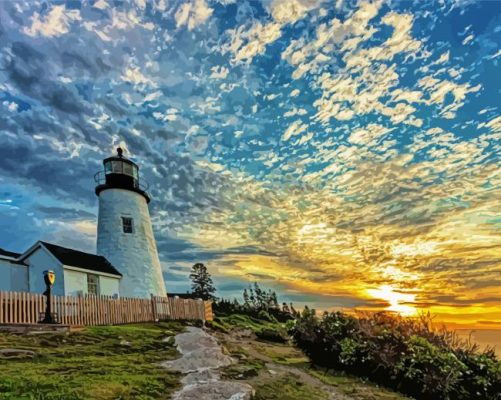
41,270,56,324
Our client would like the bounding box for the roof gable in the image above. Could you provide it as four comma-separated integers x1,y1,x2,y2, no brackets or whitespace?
0,248,27,265
0,248,21,259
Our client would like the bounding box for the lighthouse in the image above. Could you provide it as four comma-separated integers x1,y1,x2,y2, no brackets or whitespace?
94,148,166,298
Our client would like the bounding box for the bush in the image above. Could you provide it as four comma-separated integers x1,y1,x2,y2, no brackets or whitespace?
214,298,294,323
256,327,288,343
257,310,278,323
290,309,501,400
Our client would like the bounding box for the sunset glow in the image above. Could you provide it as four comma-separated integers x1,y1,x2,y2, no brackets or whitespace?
0,0,500,330
367,285,417,317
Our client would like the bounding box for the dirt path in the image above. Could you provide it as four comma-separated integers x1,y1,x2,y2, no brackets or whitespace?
261,362,353,400
217,329,354,400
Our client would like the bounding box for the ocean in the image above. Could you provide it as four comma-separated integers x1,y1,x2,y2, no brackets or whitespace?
456,329,501,357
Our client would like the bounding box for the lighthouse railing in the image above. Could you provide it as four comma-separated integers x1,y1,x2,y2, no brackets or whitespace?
93,170,149,191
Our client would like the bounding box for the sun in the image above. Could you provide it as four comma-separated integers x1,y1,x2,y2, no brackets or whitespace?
367,285,417,316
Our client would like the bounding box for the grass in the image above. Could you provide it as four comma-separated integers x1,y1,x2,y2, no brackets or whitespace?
306,366,410,400
0,322,186,400
253,374,329,400
208,314,284,334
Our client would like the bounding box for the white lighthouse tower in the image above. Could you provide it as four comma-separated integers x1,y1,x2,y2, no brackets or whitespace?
95,148,166,298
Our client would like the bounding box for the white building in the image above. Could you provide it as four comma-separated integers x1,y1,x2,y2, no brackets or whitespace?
94,147,166,298
0,148,167,298
0,241,121,297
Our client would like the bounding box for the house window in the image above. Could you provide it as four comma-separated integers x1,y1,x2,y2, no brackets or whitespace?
122,217,133,233
87,274,99,296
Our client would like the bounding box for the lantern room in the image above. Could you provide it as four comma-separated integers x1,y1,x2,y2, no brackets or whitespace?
94,148,150,202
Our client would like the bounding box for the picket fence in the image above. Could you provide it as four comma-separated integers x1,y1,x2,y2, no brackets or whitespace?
0,291,212,326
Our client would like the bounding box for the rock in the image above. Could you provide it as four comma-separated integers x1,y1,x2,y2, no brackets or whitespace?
163,327,234,373
172,381,254,400
162,336,175,346
164,327,255,400
236,329,253,339
0,349,36,359
119,339,131,346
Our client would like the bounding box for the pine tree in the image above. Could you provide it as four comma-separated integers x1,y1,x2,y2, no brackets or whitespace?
189,263,216,300
243,288,250,307
271,291,279,309
254,282,264,309
249,287,255,307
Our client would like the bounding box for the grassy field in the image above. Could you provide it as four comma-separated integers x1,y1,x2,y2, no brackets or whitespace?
0,322,185,400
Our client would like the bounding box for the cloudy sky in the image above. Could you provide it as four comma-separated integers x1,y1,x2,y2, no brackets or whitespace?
0,0,500,328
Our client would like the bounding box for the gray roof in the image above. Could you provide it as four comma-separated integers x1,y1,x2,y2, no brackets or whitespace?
0,248,21,259
40,242,122,277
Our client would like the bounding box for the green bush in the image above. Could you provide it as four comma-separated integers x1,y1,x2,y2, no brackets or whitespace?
290,309,501,400
257,309,278,323
256,327,288,343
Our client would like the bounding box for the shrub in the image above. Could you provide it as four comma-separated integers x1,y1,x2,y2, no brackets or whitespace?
291,310,501,400
257,310,278,323
256,327,288,343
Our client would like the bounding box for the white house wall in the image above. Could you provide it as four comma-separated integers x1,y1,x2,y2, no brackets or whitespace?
99,275,120,297
64,269,87,296
25,246,65,296
63,268,120,297
0,259,28,292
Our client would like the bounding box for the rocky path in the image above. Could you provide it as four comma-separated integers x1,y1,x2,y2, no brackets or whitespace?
162,327,254,400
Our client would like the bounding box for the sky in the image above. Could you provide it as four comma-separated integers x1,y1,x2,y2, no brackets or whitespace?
0,0,500,329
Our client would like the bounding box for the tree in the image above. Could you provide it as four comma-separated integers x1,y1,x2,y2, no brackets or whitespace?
189,263,216,300
243,289,250,308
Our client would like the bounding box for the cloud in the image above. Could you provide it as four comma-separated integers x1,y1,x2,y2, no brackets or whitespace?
23,5,81,38
224,0,324,65
225,21,282,64
210,66,230,79
0,0,499,327
175,0,213,31
282,120,308,141
418,76,481,118
269,0,322,24
348,124,394,146
121,66,155,86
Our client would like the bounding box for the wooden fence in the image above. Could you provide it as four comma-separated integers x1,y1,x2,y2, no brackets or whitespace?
0,291,213,326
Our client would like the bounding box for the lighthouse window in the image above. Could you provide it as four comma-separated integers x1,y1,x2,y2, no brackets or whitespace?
122,217,134,233
112,161,123,173
87,274,99,296
123,162,133,176
104,161,112,174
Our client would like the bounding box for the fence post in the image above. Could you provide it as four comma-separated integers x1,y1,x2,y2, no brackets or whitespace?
150,294,157,322
0,291,3,324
